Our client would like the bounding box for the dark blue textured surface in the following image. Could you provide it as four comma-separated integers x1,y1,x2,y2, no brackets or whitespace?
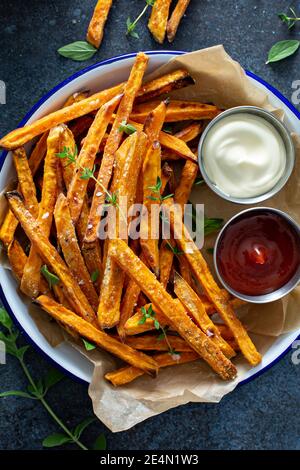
0,0,300,450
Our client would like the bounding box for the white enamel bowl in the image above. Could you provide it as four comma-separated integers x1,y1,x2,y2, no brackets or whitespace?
0,51,299,384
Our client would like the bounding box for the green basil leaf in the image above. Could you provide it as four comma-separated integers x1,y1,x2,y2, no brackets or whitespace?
42,433,72,448
44,368,64,390
58,41,97,62
41,265,60,288
0,307,12,330
266,40,300,64
82,338,96,351
16,345,29,360
73,417,95,439
93,433,107,450
0,390,33,399
91,269,99,282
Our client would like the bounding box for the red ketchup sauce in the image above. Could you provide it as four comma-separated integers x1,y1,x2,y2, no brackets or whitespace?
216,210,300,296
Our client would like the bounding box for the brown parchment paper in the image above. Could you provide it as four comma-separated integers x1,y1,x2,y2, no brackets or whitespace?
2,46,300,432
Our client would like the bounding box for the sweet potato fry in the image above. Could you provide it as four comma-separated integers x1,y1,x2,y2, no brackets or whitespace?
174,160,198,212
54,194,99,312
84,52,149,245
69,115,94,139
36,295,158,375
174,272,235,358
20,126,61,298
139,100,167,275
128,119,197,161
163,198,262,366
0,84,124,150
131,100,220,123
7,239,28,281
67,93,122,223
135,69,194,104
12,147,39,218
98,132,148,328
124,303,167,336
159,239,175,288
160,162,173,194
117,251,148,339
57,125,103,290
117,278,142,339
167,0,191,42
143,100,168,144
28,131,49,175
124,295,245,336
87,0,113,48
148,0,172,44
63,91,90,108
105,351,199,386
124,334,193,352
140,144,161,276
110,239,237,380
7,191,97,326
0,136,48,247
0,67,194,150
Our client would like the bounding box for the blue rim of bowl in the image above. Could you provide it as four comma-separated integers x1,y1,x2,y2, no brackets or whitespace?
0,50,299,387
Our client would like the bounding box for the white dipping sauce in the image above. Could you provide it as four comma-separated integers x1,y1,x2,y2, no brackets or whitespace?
202,113,286,198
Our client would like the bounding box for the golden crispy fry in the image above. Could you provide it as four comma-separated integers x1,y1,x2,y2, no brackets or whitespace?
163,198,262,366
84,52,149,245
0,66,194,150
0,84,124,150
162,122,203,161
12,147,39,217
128,119,197,161
69,115,94,139
117,250,148,339
7,240,28,281
98,132,148,328
0,210,19,247
174,160,198,212
124,303,167,336
57,125,103,291
159,159,194,288
117,278,142,339
159,239,174,288
7,191,97,326
174,122,203,142
140,144,161,276
20,126,61,298
28,131,49,175
148,0,172,44
160,162,173,194
123,334,193,352
54,194,99,312
124,295,245,336
143,100,168,144
36,295,158,375
135,69,194,104
87,0,113,48
110,239,237,380
131,100,220,123
105,351,199,386
167,0,191,42
0,136,48,247
63,91,90,108
67,93,122,223
139,101,167,275
174,272,235,358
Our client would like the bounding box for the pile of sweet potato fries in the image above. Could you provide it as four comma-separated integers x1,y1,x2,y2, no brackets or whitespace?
0,52,262,386
87,0,191,48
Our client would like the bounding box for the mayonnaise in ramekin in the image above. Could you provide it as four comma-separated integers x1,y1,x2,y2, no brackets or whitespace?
202,113,287,198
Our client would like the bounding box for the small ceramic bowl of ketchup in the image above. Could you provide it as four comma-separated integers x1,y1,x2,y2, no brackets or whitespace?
214,207,300,303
